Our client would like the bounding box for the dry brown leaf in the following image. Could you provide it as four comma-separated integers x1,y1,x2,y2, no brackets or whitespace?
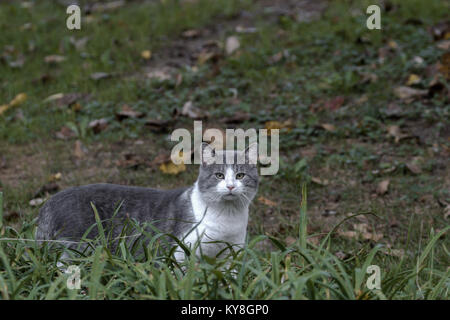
74,140,85,159
55,126,77,140
89,118,108,134
44,55,66,64
387,125,408,143
406,159,422,174
197,50,216,65
258,196,277,207
221,111,251,124
320,123,336,132
146,70,172,81
436,40,450,50
91,0,125,12
182,29,201,38
311,177,329,186
90,72,111,81
285,236,296,246
145,119,173,133
393,86,428,100
444,205,450,220
181,101,209,119
376,179,390,195
115,105,145,121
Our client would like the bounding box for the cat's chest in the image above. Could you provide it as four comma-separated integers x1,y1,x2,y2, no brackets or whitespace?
178,189,248,259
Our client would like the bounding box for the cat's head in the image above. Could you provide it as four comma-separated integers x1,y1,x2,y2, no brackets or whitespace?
197,143,259,206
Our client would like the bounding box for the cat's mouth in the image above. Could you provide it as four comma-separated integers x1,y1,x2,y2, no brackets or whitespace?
223,192,238,200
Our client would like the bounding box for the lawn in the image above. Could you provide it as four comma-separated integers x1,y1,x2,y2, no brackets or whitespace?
0,0,448,299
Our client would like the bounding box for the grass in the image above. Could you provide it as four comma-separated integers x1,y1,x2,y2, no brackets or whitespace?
0,0,449,299
0,191,448,299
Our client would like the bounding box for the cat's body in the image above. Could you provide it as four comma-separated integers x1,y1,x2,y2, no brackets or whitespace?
35,144,258,262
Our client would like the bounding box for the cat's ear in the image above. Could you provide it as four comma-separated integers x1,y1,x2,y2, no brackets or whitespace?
201,142,216,165
244,142,258,165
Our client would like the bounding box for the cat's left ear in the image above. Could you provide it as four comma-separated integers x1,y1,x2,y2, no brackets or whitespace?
201,142,216,166
244,142,258,165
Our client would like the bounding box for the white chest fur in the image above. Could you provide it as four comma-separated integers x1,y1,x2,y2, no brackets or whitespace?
175,184,249,261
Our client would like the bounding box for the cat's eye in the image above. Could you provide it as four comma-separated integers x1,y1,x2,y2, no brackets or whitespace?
236,173,245,180
215,173,225,179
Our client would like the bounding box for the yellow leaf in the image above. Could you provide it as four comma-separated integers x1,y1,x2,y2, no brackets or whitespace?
258,196,277,207
141,50,152,60
406,74,421,86
49,172,62,182
9,93,27,107
159,162,186,175
0,93,27,116
264,120,292,136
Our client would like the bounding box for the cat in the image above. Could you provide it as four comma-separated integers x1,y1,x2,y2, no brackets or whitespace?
35,143,259,264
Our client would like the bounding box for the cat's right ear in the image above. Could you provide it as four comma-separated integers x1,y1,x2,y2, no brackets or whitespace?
201,142,215,166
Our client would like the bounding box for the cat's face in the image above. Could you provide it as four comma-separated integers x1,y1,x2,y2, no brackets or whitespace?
197,146,259,206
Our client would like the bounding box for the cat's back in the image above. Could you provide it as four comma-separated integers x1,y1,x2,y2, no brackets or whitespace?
36,183,190,240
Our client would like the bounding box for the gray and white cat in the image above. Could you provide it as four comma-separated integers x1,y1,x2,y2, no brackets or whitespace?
35,143,259,263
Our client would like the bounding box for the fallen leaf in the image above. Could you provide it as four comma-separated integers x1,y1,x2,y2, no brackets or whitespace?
117,153,145,170
144,119,173,133
146,69,171,81
320,123,336,132
235,26,257,34
70,36,89,51
444,205,450,220
115,105,145,121
225,36,240,55
376,179,390,195
73,140,85,159
311,177,329,186
44,55,66,64
182,29,201,38
48,172,62,182
285,236,296,246
141,50,152,60
268,51,284,64
393,86,428,101
406,161,422,174
258,196,277,207
89,118,108,134
91,0,125,12
221,111,251,124
34,182,59,198
387,125,409,143
29,198,45,207
181,101,209,119
90,72,111,81
44,92,89,108
55,126,77,140
159,161,186,175
406,74,421,86
197,50,216,65
439,52,450,79
436,40,450,50
0,93,27,116
264,120,293,136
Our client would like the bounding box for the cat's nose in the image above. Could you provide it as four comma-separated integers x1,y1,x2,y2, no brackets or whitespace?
227,185,235,191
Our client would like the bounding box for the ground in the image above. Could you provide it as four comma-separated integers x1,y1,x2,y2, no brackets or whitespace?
0,0,449,299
